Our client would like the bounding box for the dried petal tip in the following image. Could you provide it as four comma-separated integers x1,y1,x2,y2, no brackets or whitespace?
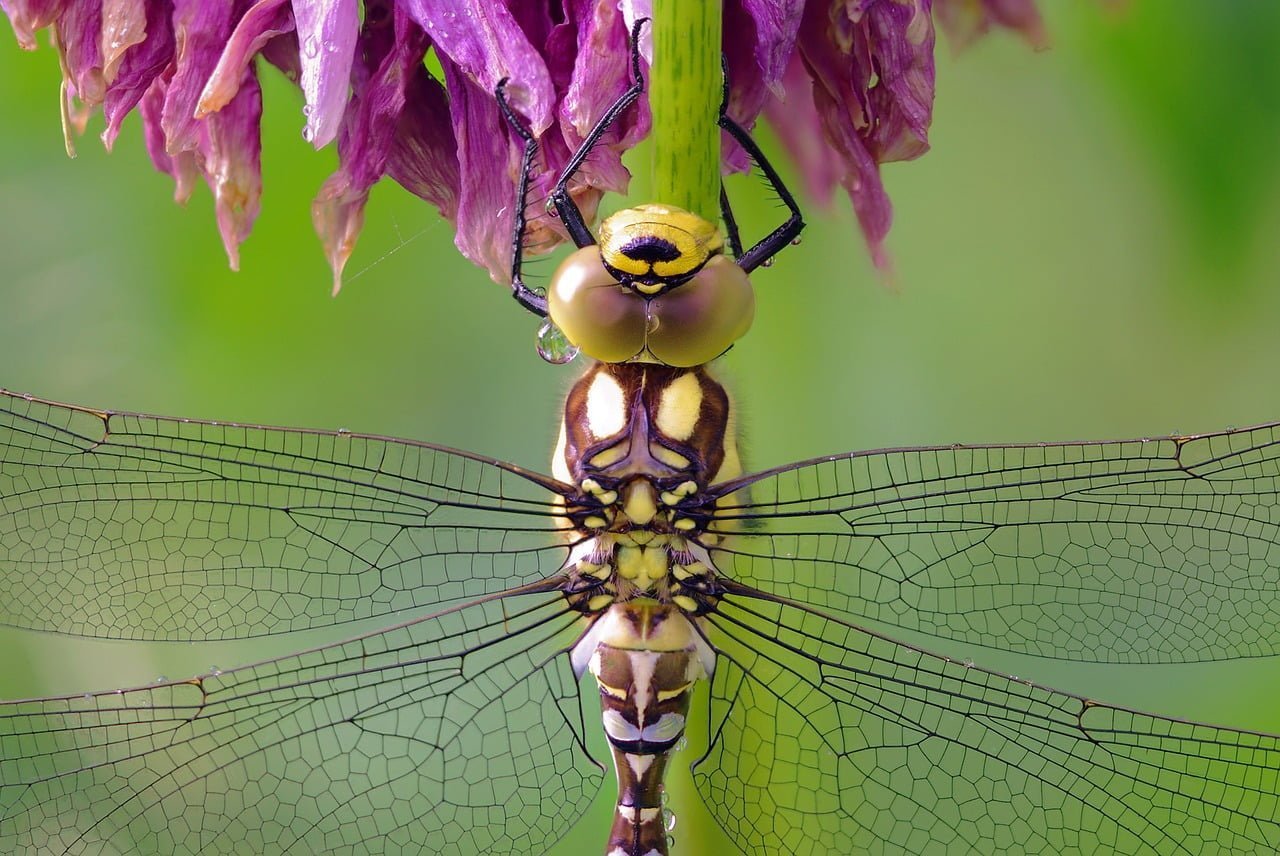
933,0,1049,52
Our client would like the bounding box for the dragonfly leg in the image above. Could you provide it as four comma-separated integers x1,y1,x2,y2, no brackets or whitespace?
496,78,549,317
717,62,805,273
550,17,649,249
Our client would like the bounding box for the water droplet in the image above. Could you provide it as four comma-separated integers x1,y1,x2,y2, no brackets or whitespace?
209,666,223,676
660,790,669,806
302,104,312,117
666,834,676,848
337,428,351,436
645,311,660,334
325,41,338,53
303,37,320,58
82,692,93,700
154,675,167,684
665,810,678,831
790,236,803,246
675,735,688,752
302,126,315,143
536,320,579,365
963,657,975,668
761,257,774,268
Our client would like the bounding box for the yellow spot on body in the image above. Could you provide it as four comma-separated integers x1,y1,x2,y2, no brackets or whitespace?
588,443,627,469
584,515,607,530
551,424,571,484
585,371,627,439
622,480,658,526
587,594,615,612
673,517,695,531
657,683,692,701
654,372,702,442
653,446,691,469
579,562,610,579
672,562,706,581
598,681,628,700
615,545,667,589
673,595,698,613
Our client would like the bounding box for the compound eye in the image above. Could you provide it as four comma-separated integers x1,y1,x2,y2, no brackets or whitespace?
548,247,647,363
646,254,754,367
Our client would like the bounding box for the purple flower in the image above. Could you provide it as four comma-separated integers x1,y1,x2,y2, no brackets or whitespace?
2,0,1041,288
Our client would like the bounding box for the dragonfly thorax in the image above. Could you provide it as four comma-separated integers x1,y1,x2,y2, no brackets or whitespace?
555,362,739,616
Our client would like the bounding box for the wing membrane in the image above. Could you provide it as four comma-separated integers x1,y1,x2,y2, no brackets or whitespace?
698,585,1280,855
707,425,1280,663
0,588,602,855
0,391,575,640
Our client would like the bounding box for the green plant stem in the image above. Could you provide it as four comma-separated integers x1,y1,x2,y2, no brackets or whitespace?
649,2,721,220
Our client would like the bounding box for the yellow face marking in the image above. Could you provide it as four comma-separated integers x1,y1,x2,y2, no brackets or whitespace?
654,372,702,442
585,371,627,439
597,204,724,281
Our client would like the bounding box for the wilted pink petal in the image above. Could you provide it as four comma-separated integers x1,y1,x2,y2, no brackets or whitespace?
441,58,516,282
100,0,146,82
402,0,555,134
102,0,172,149
862,0,934,161
315,2,440,292
203,64,263,270
764,51,839,207
140,76,200,204
790,0,935,266
54,0,105,106
2,0,1045,285
293,0,357,148
719,1,795,172
934,0,1047,51
817,81,892,268
385,70,459,221
2,0,65,50
164,2,235,156
199,0,292,117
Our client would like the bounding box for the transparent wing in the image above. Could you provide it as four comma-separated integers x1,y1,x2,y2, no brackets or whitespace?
706,425,1280,663
697,585,1280,856
0,588,603,855
0,390,575,640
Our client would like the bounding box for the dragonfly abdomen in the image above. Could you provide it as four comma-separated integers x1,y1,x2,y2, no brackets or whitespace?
571,602,714,856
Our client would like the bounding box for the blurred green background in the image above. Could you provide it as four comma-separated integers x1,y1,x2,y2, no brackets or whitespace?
1,2,1279,853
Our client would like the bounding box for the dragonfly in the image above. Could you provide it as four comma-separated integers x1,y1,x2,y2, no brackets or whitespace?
4,26,1280,856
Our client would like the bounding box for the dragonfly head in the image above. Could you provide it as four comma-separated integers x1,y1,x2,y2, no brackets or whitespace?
547,205,755,366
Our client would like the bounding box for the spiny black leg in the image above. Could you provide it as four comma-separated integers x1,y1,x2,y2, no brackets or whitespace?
718,112,805,272
720,184,745,260
550,16,649,248
496,77,549,317
717,58,805,273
